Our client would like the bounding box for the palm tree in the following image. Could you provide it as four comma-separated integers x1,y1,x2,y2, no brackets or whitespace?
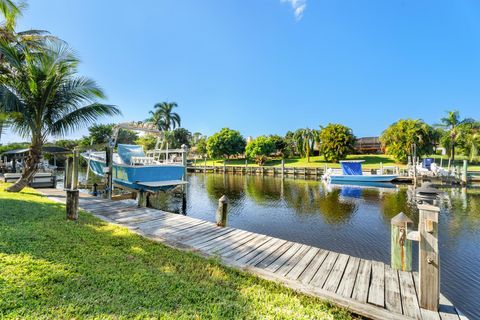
0,41,120,192
148,102,181,131
1,0,55,142
436,111,474,162
294,128,319,162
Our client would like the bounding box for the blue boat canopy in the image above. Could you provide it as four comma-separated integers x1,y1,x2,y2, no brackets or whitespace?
118,144,145,164
340,161,363,176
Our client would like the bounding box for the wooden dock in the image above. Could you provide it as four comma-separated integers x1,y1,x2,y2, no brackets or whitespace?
38,188,467,320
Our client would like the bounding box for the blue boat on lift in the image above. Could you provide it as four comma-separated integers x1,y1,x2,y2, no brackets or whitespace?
81,122,187,192
323,160,398,183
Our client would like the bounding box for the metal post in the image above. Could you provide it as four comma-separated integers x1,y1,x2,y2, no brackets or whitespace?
216,195,229,227
281,159,285,179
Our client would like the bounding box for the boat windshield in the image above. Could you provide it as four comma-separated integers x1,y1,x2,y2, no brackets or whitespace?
118,144,145,164
341,162,363,175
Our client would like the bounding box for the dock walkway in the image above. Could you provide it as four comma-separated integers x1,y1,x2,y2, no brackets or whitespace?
38,188,466,320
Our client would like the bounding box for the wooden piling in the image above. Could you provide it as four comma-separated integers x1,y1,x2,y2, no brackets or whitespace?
137,190,148,207
104,146,113,199
418,204,440,311
64,157,73,190
216,195,229,227
391,212,413,271
461,160,468,185
66,189,79,221
72,150,79,190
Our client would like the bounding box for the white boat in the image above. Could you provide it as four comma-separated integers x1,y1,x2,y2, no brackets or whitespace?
81,122,187,192
322,160,398,183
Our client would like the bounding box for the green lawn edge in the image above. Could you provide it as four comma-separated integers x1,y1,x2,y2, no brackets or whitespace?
191,154,480,171
0,183,355,320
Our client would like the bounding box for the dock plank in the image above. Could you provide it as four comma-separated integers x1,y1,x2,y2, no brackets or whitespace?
323,254,350,293
286,247,320,280
352,259,372,303
298,249,329,284
275,244,311,277
336,256,360,298
310,251,339,288
385,267,402,315
368,261,385,307
398,270,422,320
263,242,303,273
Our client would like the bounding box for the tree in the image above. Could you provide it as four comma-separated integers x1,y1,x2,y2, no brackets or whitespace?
135,134,157,150
268,134,287,157
0,41,120,192
380,119,434,163
148,102,180,131
79,124,137,147
245,136,275,165
53,139,79,150
0,1,54,142
436,111,474,161
195,137,208,157
206,128,246,159
318,123,356,162
167,127,191,149
294,128,319,162
457,121,480,161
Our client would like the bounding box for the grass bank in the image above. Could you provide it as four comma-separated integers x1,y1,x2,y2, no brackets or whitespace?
192,154,480,171
0,183,353,319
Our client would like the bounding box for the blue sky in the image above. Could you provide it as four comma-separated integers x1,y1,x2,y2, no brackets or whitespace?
3,0,480,143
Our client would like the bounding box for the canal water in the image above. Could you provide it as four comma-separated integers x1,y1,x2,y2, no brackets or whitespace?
147,173,479,319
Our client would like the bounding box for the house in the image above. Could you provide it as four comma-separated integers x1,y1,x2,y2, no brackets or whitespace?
355,137,382,154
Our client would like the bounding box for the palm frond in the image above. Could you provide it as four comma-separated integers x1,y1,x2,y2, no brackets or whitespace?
49,103,121,137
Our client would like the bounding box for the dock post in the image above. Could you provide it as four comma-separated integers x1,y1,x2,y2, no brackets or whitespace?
66,189,79,221
194,158,197,172
104,145,113,199
204,157,207,173
137,190,148,207
461,160,468,185
281,159,285,179
72,149,79,190
391,212,413,271
380,162,383,175
223,159,226,174
64,157,73,190
418,204,440,311
245,159,248,174
216,195,229,227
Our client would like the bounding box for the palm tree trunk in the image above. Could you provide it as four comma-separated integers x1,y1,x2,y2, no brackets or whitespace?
6,141,42,192
451,144,455,163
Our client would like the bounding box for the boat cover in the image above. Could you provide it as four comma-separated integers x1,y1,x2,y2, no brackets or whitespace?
341,162,363,175
422,158,434,170
118,144,145,164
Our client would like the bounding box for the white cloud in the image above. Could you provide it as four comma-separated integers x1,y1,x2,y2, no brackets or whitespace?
281,0,307,20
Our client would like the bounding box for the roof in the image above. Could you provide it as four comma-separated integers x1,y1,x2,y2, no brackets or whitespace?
1,146,72,156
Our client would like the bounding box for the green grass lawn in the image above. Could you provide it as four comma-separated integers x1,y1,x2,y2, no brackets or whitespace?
193,154,402,169
192,154,480,171
0,183,354,320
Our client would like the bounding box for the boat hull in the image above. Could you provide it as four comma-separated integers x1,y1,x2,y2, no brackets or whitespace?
88,158,185,191
329,174,398,183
